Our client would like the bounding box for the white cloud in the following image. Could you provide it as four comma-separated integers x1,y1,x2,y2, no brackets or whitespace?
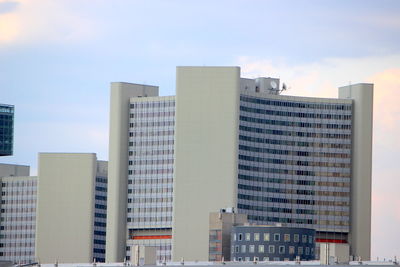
0,0,99,45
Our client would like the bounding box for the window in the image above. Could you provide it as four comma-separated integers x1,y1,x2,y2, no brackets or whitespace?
289,246,295,254
279,246,285,254
241,245,246,253
238,233,243,241
235,246,239,253
294,234,299,242
245,257,250,262
245,233,251,241
233,233,236,241
305,247,310,255
258,245,264,253
298,247,303,255
263,257,269,261
274,233,280,241
309,235,313,244
284,234,290,242
268,245,275,253
254,233,260,241
302,235,307,243
249,245,255,253
264,233,270,241
273,257,280,261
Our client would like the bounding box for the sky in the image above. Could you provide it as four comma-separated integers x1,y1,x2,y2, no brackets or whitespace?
1,0,399,260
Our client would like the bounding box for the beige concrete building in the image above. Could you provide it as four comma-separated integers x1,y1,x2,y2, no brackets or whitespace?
35,153,107,263
106,67,373,263
209,209,248,261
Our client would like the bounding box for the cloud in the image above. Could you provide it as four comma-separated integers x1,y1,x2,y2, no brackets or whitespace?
236,54,400,259
0,1,18,14
0,0,98,45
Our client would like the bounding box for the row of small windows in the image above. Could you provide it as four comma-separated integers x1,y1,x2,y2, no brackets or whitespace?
240,95,352,110
129,130,174,137
94,221,106,227
247,214,350,227
235,232,313,244
127,207,172,213
128,178,173,185
239,154,351,168
239,144,350,159
95,177,107,184
128,187,173,194
94,239,106,245
238,203,349,217
94,231,106,236
95,186,107,192
238,174,350,188
130,101,175,109
238,184,349,197
129,140,174,146
240,135,351,149
95,213,107,218
130,149,174,157
127,197,173,203
95,195,107,201
238,164,350,178
0,107,14,114
129,121,174,128
129,111,175,118
129,159,174,166
128,169,173,175
95,204,106,210
239,125,350,140
240,116,352,130
238,194,349,207
127,216,172,223
234,244,312,256
240,105,351,120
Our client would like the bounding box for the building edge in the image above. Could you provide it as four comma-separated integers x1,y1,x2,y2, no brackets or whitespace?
339,83,373,260
106,82,158,262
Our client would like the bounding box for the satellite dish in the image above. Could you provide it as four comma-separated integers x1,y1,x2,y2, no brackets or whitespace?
270,81,277,89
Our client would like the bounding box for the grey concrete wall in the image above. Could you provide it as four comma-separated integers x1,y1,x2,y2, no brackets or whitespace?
173,67,241,261
339,83,373,260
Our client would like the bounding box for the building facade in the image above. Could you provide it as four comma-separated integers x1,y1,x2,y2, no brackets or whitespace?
106,82,175,262
0,163,35,264
126,96,175,262
36,153,107,263
231,226,315,262
0,104,14,156
106,67,373,263
209,210,248,261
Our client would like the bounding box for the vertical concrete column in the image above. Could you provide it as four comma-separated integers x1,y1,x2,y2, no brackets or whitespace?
173,67,241,261
339,83,373,260
106,83,158,262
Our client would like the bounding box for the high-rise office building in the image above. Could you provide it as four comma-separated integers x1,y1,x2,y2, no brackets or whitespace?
0,104,14,156
0,164,34,264
106,83,174,262
106,67,373,263
36,153,108,263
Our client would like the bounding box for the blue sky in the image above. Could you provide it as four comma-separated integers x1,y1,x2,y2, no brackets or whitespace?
1,0,400,259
